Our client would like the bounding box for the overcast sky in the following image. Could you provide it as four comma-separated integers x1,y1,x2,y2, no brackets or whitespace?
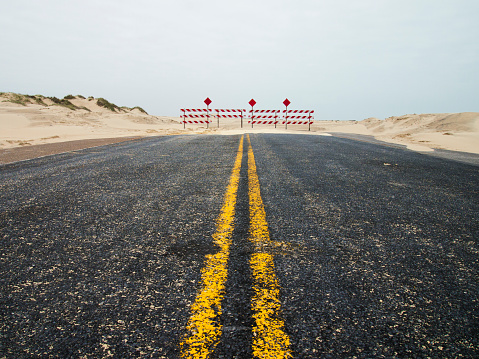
1,0,478,119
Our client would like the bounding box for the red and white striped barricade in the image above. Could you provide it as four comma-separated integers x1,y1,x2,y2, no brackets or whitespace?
215,109,247,128
283,110,315,130
180,109,212,128
248,110,280,128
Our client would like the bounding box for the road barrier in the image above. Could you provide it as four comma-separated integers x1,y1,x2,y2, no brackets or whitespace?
181,98,315,130
248,110,280,128
283,110,314,130
215,109,246,127
181,109,212,128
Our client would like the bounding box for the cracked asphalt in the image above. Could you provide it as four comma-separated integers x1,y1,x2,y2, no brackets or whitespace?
1,134,478,358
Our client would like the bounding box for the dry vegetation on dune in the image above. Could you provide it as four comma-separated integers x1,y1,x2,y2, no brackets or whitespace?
0,92,148,114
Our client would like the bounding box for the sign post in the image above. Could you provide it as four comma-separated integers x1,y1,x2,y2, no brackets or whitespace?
204,97,212,129
249,99,256,128
283,98,291,129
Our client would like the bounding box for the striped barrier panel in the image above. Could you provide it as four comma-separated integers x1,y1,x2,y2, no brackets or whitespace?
282,120,314,125
285,115,312,120
248,120,279,125
252,115,277,119
215,109,247,127
215,109,246,113
182,120,212,124
183,114,212,118
282,110,315,114
251,109,278,114
181,109,210,112
216,115,243,118
181,109,212,128
283,110,314,130
249,110,280,128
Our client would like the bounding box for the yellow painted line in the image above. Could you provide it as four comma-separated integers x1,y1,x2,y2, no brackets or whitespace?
247,134,292,359
180,135,244,359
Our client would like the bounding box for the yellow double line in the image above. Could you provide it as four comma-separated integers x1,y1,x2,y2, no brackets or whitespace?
180,135,291,358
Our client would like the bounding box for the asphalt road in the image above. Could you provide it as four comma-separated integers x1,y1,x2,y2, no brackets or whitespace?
1,134,478,358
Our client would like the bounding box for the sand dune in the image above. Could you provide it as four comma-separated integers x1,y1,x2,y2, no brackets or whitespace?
303,112,478,153
0,93,184,148
1,93,478,155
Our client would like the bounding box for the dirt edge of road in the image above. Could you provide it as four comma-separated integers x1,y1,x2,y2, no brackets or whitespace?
0,137,145,164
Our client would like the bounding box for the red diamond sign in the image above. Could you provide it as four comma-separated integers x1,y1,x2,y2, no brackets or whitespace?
283,98,291,107
249,99,256,107
204,97,212,106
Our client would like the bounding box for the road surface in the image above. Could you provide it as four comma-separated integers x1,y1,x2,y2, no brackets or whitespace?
1,134,478,358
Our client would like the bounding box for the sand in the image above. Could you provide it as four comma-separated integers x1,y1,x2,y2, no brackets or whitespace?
0,94,184,149
1,93,478,163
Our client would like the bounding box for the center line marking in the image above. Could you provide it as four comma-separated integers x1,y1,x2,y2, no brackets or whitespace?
180,135,244,359
247,134,292,358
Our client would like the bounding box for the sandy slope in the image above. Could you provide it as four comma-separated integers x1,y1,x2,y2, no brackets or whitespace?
0,94,183,148
1,93,478,154
360,113,479,153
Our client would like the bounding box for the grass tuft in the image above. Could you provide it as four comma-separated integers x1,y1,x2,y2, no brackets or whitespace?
34,96,47,106
131,106,148,114
48,96,61,104
96,97,120,112
8,93,31,106
1,92,148,114
1,93,50,106
48,96,79,110
121,105,148,114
